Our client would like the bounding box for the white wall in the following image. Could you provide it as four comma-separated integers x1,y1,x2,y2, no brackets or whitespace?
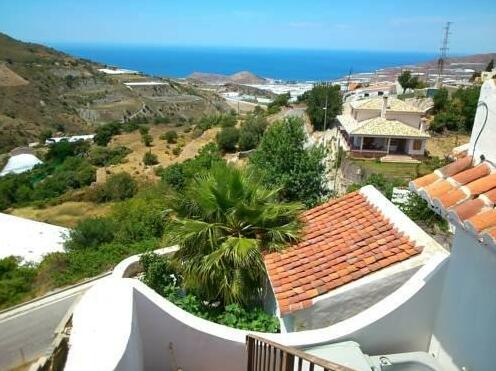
290,267,419,331
469,79,496,163
66,253,450,371
429,229,496,371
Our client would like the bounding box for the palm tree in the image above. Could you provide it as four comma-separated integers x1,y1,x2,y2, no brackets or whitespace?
165,163,302,306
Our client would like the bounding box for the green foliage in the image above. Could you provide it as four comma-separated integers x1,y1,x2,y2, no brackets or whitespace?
140,253,280,332
88,146,131,167
160,143,224,190
304,84,342,131
397,70,421,93
266,105,281,115
94,122,121,146
92,172,137,203
139,252,177,293
111,187,168,243
172,146,182,156
433,88,449,112
0,257,37,308
46,140,90,163
431,86,480,133
165,163,302,306
143,151,159,166
161,130,178,143
141,133,153,147
250,117,329,207
196,113,237,132
238,114,268,151
64,217,116,251
267,93,290,112
216,126,240,152
400,193,448,231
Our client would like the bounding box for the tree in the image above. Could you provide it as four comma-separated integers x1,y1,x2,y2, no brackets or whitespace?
94,122,121,146
143,151,158,166
165,163,303,306
398,70,420,94
433,88,449,112
305,84,342,131
250,116,329,206
216,127,239,152
486,59,494,72
93,172,137,202
238,114,267,151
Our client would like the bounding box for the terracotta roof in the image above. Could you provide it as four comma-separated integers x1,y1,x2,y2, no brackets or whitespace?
264,190,423,316
410,155,496,246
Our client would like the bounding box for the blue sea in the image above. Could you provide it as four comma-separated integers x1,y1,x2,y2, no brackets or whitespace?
52,44,437,82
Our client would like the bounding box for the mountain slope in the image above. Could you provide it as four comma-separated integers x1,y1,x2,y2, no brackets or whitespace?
0,33,228,153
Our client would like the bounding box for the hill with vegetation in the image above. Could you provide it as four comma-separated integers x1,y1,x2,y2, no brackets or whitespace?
188,70,267,85
0,33,228,153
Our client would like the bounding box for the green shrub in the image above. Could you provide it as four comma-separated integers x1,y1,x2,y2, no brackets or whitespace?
216,127,239,152
88,146,131,167
172,146,182,156
141,133,153,147
161,130,178,143
94,122,121,146
160,143,224,190
92,172,137,203
143,152,159,166
0,257,37,308
64,217,116,251
238,114,267,151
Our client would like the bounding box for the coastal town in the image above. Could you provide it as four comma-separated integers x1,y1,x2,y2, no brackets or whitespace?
1,1,496,370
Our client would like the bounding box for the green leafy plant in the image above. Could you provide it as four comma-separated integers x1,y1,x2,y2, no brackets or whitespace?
143,151,159,166
250,116,329,207
165,163,302,306
216,127,239,152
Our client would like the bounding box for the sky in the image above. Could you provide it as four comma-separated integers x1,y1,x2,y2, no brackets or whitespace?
0,0,495,53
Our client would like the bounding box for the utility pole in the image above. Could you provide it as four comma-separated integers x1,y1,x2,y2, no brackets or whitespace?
436,21,452,88
323,86,328,132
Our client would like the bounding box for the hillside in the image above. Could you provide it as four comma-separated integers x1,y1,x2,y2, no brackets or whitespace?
188,70,267,85
0,33,228,153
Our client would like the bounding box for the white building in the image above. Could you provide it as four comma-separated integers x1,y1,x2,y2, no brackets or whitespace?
337,96,430,160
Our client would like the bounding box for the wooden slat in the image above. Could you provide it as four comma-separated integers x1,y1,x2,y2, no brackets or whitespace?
246,334,356,371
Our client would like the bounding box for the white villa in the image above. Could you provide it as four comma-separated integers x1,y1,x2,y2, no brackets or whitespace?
62,80,496,371
337,96,430,160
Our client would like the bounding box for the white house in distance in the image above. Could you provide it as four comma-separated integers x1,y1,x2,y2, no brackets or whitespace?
63,80,496,371
337,96,429,160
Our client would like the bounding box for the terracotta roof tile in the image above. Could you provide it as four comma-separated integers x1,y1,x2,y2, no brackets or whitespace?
264,191,422,316
410,154,496,246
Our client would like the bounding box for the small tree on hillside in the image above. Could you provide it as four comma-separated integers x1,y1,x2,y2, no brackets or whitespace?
250,116,329,207
398,70,413,94
433,88,449,112
305,84,342,131
216,127,239,152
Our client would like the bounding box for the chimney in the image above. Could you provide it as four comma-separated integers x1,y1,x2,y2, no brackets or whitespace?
381,94,388,118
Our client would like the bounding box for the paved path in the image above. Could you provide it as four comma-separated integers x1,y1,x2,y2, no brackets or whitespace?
0,275,109,370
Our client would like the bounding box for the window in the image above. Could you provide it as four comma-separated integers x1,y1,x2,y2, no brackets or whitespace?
413,139,422,150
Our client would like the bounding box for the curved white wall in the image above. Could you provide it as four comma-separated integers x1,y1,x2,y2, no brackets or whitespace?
66,249,449,371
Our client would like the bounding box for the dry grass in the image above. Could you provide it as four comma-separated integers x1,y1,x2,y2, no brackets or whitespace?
9,202,112,228
100,125,220,182
426,132,470,158
0,63,28,86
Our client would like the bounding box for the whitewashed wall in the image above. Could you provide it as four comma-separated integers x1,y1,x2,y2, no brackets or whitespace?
429,229,496,371
385,111,422,128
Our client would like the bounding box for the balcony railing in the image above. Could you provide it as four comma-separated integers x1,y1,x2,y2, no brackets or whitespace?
246,334,356,371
